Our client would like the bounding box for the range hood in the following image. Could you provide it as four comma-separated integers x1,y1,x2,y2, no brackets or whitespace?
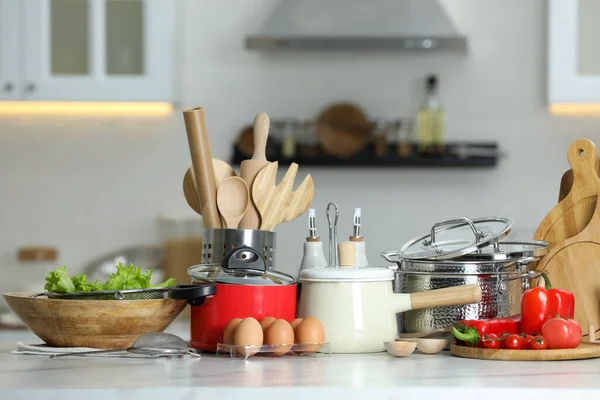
246,0,467,51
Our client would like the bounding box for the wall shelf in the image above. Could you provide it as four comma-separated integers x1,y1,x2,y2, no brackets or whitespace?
231,142,501,168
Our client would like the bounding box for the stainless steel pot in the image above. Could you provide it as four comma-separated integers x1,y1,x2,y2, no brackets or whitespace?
381,216,548,339
382,252,542,336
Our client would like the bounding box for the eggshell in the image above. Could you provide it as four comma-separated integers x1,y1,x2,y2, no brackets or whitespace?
234,317,264,357
223,318,242,345
264,319,294,356
290,318,303,331
294,316,325,354
260,316,276,333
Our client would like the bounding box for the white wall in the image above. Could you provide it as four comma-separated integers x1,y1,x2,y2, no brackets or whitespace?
1,0,599,294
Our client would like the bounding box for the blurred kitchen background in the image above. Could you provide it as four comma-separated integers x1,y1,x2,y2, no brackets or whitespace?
0,0,599,320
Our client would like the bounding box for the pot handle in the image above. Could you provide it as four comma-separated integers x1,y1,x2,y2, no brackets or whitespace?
222,246,267,272
423,217,485,246
409,284,482,310
169,284,216,306
381,250,398,264
497,270,543,293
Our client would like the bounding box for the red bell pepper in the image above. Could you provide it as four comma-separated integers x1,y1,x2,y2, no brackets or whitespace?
452,315,521,348
520,272,575,335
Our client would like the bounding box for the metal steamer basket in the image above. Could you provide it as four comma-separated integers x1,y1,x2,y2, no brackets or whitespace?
202,228,276,270
381,217,548,338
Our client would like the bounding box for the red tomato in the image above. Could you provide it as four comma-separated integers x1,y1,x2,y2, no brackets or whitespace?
520,334,533,349
541,318,582,349
482,333,501,349
530,335,548,350
503,334,524,350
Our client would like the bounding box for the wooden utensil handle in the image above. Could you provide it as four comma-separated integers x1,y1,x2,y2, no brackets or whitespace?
252,113,269,161
183,107,221,228
410,284,482,310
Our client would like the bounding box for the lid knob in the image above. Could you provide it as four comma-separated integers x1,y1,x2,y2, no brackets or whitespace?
338,241,356,268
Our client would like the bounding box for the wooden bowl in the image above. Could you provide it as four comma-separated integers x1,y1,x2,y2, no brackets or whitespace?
3,292,187,349
316,103,372,158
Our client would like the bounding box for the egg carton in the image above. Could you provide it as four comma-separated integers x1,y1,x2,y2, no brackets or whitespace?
216,342,331,360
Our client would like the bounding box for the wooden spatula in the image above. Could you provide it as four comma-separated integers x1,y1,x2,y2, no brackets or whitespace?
253,162,299,231
282,174,314,223
239,113,270,230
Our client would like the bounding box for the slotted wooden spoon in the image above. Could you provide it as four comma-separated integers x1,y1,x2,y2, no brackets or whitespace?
533,139,600,245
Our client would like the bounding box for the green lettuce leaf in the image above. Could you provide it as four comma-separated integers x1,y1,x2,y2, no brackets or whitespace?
44,263,177,293
150,278,177,288
44,266,76,293
103,263,153,291
71,274,104,293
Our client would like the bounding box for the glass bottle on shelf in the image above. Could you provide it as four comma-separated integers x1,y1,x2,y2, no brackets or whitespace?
297,120,319,158
282,119,297,159
416,75,444,156
396,119,413,157
372,119,389,157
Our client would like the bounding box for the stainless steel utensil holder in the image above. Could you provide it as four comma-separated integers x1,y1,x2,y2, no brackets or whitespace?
202,228,276,270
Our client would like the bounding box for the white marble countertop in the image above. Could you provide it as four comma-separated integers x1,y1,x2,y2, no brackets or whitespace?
1,321,600,400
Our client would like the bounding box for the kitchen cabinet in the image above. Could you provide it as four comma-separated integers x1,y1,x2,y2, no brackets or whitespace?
1,0,174,102
0,0,20,100
548,0,600,108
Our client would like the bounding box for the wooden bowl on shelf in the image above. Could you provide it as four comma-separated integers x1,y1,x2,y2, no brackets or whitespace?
3,292,187,349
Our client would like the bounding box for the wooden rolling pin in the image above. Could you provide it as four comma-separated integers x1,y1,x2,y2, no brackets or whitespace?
239,113,270,229
183,107,221,228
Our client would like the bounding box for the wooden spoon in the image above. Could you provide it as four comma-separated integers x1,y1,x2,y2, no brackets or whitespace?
216,177,249,229
183,159,236,215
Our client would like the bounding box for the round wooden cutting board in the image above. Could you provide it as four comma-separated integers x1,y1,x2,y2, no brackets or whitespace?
451,343,600,361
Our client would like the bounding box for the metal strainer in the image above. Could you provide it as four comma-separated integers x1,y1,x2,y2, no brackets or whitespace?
30,287,170,301
50,332,200,358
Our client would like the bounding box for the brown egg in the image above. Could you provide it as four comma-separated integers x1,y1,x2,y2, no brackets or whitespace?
294,316,325,354
264,319,294,356
290,318,303,331
260,316,276,333
234,317,264,357
223,318,242,345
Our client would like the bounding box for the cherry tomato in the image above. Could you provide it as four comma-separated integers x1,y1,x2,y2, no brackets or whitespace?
530,335,548,350
503,334,524,350
541,317,582,349
520,334,534,349
482,333,501,349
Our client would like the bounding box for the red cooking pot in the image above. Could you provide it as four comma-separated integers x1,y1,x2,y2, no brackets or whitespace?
169,246,297,352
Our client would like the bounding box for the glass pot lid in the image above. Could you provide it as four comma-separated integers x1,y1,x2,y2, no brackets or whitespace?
399,216,514,261
458,240,548,261
187,246,295,286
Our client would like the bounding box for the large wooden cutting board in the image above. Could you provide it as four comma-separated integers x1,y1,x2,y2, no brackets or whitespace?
535,166,600,336
451,343,600,361
533,139,600,245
